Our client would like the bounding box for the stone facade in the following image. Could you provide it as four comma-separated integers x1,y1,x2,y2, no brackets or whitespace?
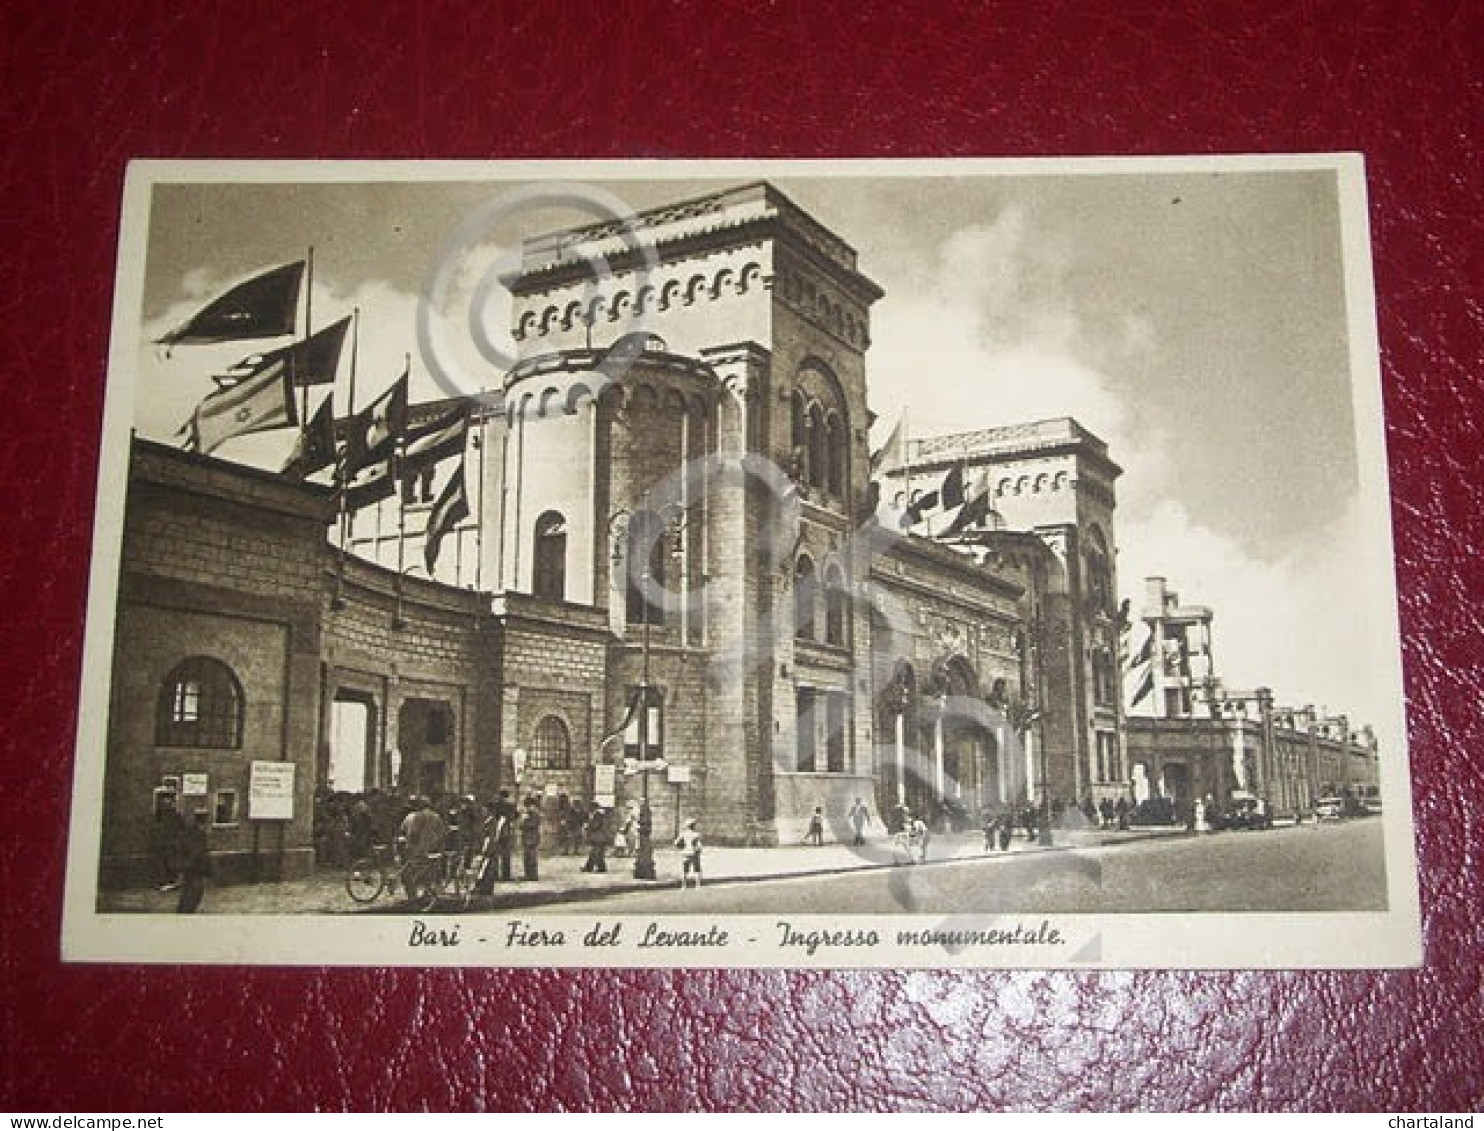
883,418,1128,806
101,181,1388,880
100,440,494,887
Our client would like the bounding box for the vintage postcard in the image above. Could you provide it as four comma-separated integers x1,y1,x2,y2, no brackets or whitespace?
62,156,1421,967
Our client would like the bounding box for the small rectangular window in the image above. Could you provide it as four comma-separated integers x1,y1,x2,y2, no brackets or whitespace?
826,692,847,773
214,789,239,826
174,681,201,723
796,688,818,773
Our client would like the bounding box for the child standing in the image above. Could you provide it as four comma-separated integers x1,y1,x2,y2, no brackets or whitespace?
675,817,703,889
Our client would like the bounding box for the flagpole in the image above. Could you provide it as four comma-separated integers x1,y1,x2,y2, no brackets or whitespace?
903,406,913,526
333,307,360,610
474,404,487,592
393,352,409,630
300,246,314,438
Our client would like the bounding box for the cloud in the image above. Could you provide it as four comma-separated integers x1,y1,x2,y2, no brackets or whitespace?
134,270,443,464
868,211,1402,751
1118,495,1403,752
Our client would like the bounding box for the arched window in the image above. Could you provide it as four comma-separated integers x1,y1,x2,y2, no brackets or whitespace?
824,563,847,647
156,657,243,749
794,555,817,641
529,715,572,770
1086,527,1113,616
533,510,567,601
791,391,808,483
624,510,667,626
825,414,845,498
807,404,827,491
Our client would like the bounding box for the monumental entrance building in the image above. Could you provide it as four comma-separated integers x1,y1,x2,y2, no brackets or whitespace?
95,182,1374,886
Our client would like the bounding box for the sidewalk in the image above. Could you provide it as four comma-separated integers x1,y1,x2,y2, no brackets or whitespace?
97,823,1191,915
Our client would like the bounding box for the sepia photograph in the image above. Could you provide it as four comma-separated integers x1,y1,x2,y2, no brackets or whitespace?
62,156,1420,967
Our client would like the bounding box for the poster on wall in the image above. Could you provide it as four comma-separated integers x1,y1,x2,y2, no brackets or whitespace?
247,762,295,822
61,155,1420,969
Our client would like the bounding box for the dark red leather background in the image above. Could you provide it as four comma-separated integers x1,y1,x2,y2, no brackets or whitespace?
2,0,1480,1112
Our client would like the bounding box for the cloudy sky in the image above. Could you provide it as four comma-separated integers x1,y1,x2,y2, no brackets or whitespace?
128,161,1403,750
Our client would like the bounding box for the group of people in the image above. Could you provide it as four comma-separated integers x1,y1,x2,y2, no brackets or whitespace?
384,790,546,903
1080,795,1132,831
330,787,704,901
148,790,213,913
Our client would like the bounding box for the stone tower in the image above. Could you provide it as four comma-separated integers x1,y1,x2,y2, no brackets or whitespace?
484,183,884,841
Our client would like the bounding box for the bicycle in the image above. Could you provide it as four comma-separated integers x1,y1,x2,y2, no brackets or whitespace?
345,843,472,911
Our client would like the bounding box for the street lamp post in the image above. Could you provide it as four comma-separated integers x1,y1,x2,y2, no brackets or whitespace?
610,506,687,882
633,571,657,881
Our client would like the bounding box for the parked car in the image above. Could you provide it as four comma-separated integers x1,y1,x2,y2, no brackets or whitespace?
1315,794,1369,820
1216,796,1273,831
1130,797,1179,827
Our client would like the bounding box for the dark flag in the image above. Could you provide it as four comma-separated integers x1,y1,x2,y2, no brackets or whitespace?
424,465,470,575
941,464,966,510
1125,629,1154,672
281,395,337,479
342,453,399,511
157,261,305,349
902,488,940,529
183,357,299,455
216,315,350,390
941,489,991,536
1128,667,1155,710
342,370,409,474
402,407,470,477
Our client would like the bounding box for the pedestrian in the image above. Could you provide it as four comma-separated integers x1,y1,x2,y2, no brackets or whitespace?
1099,797,1115,829
520,796,542,880
910,812,930,863
848,797,871,846
489,789,518,882
998,812,1013,852
149,789,185,892
175,810,211,914
982,808,997,852
1115,796,1130,831
675,817,703,889
805,805,825,846
397,795,447,904
616,802,638,858
581,803,609,873
348,795,374,859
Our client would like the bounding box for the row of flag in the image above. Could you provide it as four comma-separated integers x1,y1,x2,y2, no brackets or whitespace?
162,260,474,576
869,417,999,537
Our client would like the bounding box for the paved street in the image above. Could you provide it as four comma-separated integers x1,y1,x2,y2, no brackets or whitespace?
565,819,1388,916
99,817,1387,916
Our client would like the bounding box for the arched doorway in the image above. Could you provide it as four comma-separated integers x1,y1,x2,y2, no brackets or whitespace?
875,661,918,829
397,698,456,798
327,691,376,793
927,655,989,831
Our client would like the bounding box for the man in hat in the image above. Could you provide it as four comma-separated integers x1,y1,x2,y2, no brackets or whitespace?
581,802,610,873
519,796,543,881
176,810,212,913
397,795,447,904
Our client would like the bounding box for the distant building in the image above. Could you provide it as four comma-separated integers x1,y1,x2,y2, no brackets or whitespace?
1124,577,1379,815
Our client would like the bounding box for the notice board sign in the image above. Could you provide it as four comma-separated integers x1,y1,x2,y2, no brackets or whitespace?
248,761,295,821
593,764,616,806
